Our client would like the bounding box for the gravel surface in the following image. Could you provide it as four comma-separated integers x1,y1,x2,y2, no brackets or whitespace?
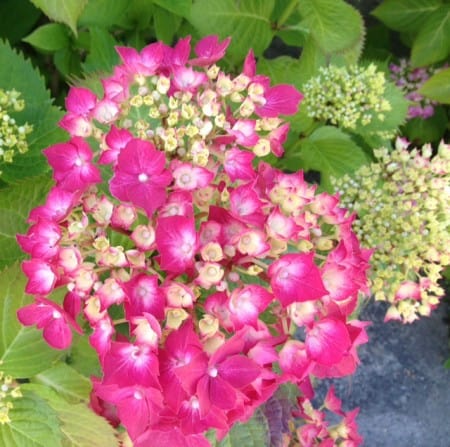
317,300,450,447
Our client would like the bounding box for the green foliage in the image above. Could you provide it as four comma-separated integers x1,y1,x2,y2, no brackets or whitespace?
189,0,275,64
0,390,63,447
23,24,70,52
0,263,63,378
82,27,120,74
0,40,65,183
372,0,442,33
29,0,88,36
33,364,92,403
208,410,269,447
296,127,369,191
0,177,52,268
403,107,449,144
418,67,450,104
23,384,119,447
154,5,183,44
153,0,191,19
0,0,41,44
298,0,364,54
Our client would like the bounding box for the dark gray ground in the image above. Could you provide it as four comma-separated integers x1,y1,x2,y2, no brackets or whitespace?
317,300,450,447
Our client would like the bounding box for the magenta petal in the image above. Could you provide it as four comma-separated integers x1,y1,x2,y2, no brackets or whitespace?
256,85,303,117
218,355,261,388
42,318,72,350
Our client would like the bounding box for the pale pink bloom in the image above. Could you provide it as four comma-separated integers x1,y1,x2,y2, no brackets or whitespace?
190,35,231,66
124,274,165,320
92,98,119,124
195,261,224,288
101,124,133,166
111,203,137,230
269,122,290,157
163,281,195,308
131,312,162,348
131,224,156,251
204,291,233,332
44,137,101,192
199,220,222,246
266,208,297,240
159,191,194,218
268,253,328,307
223,147,256,181
236,229,270,257
28,187,77,223
59,114,92,137
255,84,303,117
17,219,61,260
228,119,259,147
17,297,81,350
96,278,126,309
90,316,114,361
109,138,172,217
57,246,82,273
101,66,130,102
155,215,197,275
59,87,97,136
172,67,207,93
395,281,421,301
279,340,313,382
229,182,265,226
172,161,214,191
22,258,57,295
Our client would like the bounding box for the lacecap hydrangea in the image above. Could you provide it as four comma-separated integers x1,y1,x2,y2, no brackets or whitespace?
17,35,371,446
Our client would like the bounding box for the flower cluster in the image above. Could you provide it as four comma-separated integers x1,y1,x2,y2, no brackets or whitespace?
17,35,371,445
334,139,450,323
303,64,392,130
0,88,33,171
0,371,22,425
389,59,443,120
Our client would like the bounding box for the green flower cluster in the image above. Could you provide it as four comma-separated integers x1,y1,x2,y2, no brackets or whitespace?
0,88,33,171
0,371,22,425
333,139,450,323
303,64,392,130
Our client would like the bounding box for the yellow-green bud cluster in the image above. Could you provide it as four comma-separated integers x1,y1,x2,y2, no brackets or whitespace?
303,64,392,130
333,140,450,323
0,89,33,169
0,371,22,425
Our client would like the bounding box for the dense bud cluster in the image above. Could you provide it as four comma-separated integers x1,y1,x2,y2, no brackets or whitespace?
389,59,443,120
0,371,22,425
0,88,33,172
334,139,450,323
303,64,392,130
17,35,370,446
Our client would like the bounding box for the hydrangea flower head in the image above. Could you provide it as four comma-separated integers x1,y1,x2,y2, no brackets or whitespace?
334,139,450,323
17,35,370,445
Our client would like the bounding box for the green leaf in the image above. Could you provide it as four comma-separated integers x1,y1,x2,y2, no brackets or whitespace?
297,37,327,85
0,177,53,268
115,0,154,30
66,335,101,378
0,263,63,378
152,0,191,18
0,40,65,183
257,56,303,90
0,0,41,44
33,364,92,403
82,27,120,74
78,0,129,27
154,5,183,44
24,384,119,447
0,390,63,447
189,0,275,64
54,46,82,79
23,23,70,52
29,0,88,36
217,410,269,446
372,0,442,33
298,126,369,191
418,67,450,103
298,0,364,54
411,5,450,67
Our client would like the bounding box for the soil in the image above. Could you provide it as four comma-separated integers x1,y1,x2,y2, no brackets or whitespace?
317,299,450,447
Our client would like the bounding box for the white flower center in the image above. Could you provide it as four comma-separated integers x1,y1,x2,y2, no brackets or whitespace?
138,173,149,183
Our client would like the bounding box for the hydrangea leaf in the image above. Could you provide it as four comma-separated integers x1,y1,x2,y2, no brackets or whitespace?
216,410,269,447
82,27,120,74
257,56,303,90
67,335,101,378
372,0,443,33
0,389,63,447
298,0,364,54
78,0,129,27
33,364,92,404
152,0,191,18
411,5,450,67
23,23,70,52
298,126,369,191
29,0,88,36
0,263,63,378
0,0,41,45
22,384,119,447
403,107,448,144
153,5,183,44
0,40,65,183
189,0,274,63
0,176,53,268
418,67,450,104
